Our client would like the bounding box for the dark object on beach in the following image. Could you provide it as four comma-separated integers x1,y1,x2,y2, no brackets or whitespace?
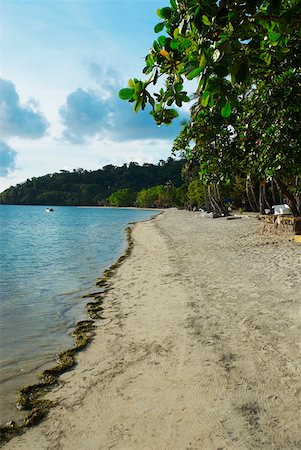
226,216,242,220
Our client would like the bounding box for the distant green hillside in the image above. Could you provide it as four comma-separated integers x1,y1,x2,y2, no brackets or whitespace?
0,158,185,206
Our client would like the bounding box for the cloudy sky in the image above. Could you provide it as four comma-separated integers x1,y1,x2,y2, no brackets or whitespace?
0,0,188,192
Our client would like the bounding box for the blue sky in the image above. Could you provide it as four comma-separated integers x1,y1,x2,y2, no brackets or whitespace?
0,0,188,192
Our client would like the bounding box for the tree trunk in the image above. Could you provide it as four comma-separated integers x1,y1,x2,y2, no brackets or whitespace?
246,180,256,211
263,184,271,211
259,184,264,214
249,181,259,211
271,179,277,206
209,184,230,216
274,179,283,204
275,178,300,216
295,177,301,213
208,185,223,215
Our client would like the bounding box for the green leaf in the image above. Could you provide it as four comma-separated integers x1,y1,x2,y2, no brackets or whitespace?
187,66,204,80
201,91,210,107
134,96,144,112
174,83,183,92
168,109,179,118
268,31,281,43
262,52,272,65
221,100,231,118
143,66,152,75
179,39,192,50
153,40,160,52
170,0,176,9
170,39,180,50
119,88,134,100
154,22,165,33
200,53,207,70
173,28,179,38
268,31,281,42
158,35,166,47
184,60,199,73
134,81,143,94
146,54,154,67
175,97,182,107
158,7,172,19
202,15,211,26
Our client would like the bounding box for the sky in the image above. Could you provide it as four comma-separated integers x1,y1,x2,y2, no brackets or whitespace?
0,0,189,192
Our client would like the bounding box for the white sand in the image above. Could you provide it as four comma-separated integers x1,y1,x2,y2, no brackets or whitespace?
5,209,301,449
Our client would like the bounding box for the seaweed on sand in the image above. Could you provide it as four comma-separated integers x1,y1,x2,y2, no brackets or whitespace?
0,225,135,447
95,226,134,288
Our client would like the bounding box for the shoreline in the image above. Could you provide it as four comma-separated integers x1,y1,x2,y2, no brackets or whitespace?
0,211,161,444
2,209,300,449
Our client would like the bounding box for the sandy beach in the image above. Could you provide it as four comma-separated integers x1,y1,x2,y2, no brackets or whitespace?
4,209,301,449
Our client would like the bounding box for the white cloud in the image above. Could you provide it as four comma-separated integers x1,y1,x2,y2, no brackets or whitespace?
0,140,17,176
0,79,49,139
59,88,108,144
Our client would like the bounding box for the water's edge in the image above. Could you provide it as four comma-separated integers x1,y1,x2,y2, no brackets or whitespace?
0,211,162,446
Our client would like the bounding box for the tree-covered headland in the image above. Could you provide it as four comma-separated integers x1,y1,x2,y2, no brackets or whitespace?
0,159,186,207
119,0,301,215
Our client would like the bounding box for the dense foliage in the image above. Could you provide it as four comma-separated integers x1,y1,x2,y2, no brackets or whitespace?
120,0,301,214
0,158,185,206
136,182,177,208
107,188,137,207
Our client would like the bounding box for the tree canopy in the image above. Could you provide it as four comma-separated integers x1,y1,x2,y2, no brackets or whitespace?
108,188,136,207
120,0,301,214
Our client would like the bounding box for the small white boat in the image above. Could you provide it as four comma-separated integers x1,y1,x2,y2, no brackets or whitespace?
45,208,54,212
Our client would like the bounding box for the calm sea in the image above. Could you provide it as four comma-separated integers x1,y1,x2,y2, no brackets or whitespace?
0,205,158,422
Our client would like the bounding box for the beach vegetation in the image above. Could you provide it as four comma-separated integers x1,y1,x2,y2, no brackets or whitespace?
173,183,188,208
136,183,176,208
187,179,206,209
119,0,301,215
136,185,164,208
108,188,136,207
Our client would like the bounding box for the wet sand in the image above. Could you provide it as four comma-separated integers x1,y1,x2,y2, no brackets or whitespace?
4,209,301,449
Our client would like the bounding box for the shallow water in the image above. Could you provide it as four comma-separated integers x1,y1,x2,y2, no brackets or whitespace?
0,205,158,422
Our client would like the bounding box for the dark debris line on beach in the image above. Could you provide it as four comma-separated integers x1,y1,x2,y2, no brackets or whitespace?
0,225,135,447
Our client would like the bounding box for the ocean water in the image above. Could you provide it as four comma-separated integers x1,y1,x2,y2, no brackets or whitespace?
0,205,158,422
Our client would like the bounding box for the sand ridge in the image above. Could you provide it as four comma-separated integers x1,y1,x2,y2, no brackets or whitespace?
4,209,301,449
